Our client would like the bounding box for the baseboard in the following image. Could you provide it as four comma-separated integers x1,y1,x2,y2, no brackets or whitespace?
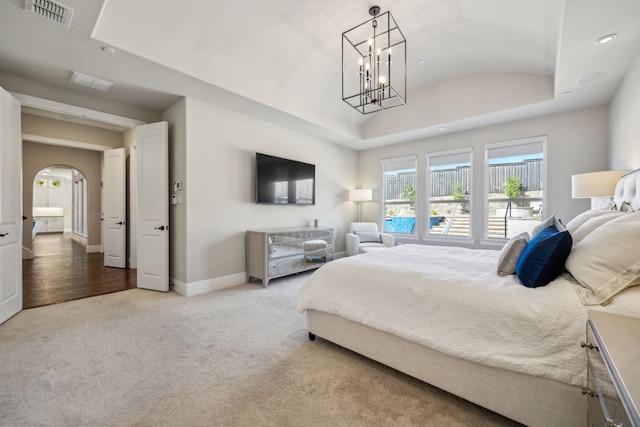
86,245,102,253
72,233,88,246
22,247,34,260
171,272,246,297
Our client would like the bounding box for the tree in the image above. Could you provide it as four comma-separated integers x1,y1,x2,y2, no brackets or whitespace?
402,182,416,201
452,180,469,214
504,176,523,199
452,181,465,200
401,182,416,215
504,175,528,214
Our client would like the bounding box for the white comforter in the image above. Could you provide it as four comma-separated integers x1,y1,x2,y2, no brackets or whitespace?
297,244,640,387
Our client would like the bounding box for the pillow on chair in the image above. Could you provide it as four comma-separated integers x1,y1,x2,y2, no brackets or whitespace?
355,231,382,243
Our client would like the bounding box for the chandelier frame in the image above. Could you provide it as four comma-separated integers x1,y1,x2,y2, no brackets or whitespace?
342,7,407,114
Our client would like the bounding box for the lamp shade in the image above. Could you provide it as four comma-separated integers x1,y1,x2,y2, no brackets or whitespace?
571,170,630,198
348,189,372,202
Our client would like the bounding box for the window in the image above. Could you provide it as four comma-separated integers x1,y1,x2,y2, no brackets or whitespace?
426,148,472,237
381,156,417,234
485,137,546,239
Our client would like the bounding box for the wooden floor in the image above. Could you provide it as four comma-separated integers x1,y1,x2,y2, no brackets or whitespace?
22,233,136,309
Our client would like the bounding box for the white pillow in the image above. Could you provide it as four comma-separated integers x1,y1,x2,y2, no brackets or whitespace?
566,212,640,305
354,231,382,243
565,209,610,234
496,232,529,276
531,214,566,237
570,211,626,245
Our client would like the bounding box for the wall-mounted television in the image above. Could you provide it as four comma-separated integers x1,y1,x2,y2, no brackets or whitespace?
255,153,315,205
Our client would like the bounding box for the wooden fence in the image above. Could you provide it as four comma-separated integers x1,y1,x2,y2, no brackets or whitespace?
384,159,542,200
384,171,415,200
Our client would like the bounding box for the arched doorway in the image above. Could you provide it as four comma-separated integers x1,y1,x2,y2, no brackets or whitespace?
31,166,74,247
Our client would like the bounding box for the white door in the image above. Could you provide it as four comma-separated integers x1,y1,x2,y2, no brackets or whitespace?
103,148,126,268
0,87,22,325
136,122,169,291
128,148,137,269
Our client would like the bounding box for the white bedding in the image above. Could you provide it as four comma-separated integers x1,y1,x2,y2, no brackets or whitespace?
297,244,640,387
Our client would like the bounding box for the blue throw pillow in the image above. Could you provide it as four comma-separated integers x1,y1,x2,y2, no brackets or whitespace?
515,225,573,288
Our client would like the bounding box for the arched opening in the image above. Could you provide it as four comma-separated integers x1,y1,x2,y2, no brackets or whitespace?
31,165,75,247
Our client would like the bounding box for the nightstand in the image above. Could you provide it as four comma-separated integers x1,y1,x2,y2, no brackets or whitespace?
583,311,640,426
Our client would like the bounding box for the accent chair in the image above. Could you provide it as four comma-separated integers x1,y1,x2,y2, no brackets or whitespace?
346,222,395,256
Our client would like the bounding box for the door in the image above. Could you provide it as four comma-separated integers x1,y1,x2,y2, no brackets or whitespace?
0,87,22,325
103,148,126,268
136,122,169,291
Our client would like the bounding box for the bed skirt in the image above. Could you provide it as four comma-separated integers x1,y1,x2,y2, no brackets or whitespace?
306,310,586,427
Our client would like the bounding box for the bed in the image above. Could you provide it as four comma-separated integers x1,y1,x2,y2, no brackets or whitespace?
297,169,640,426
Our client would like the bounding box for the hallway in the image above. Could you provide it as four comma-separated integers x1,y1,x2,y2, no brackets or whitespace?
22,233,136,309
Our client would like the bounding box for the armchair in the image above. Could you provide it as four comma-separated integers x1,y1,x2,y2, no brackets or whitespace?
346,222,395,256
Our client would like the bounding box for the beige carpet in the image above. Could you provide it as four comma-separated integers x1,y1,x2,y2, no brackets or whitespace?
0,272,520,426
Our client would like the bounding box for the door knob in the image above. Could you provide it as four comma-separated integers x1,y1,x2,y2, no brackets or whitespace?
0,233,8,237
116,221,124,225
154,225,165,231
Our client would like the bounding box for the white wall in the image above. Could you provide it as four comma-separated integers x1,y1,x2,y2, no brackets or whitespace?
357,106,609,247
162,98,188,284
33,173,72,231
609,52,640,170
180,98,358,286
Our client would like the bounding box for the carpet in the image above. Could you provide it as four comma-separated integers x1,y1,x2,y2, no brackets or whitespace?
0,272,520,426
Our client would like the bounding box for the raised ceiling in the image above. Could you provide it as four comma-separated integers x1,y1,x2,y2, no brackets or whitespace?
1,0,639,149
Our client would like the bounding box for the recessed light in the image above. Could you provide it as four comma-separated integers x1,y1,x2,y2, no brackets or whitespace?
596,34,616,45
577,72,606,85
562,91,573,96
102,46,116,54
418,59,425,64
437,127,446,132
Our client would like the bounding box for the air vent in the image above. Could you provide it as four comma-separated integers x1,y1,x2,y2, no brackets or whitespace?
70,72,114,92
24,0,74,28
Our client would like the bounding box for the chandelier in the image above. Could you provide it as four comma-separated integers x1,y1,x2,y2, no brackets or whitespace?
342,6,406,114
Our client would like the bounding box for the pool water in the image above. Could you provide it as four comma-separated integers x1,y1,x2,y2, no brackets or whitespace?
385,217,415,233
384,216,446,233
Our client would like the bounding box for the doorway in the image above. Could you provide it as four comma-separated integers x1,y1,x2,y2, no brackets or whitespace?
23,163,136,309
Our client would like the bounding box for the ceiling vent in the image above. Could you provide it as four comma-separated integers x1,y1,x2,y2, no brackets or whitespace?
24,0,74,28
70,72,114,92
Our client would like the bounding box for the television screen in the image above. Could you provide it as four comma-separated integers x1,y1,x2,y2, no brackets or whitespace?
255,153,315,205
